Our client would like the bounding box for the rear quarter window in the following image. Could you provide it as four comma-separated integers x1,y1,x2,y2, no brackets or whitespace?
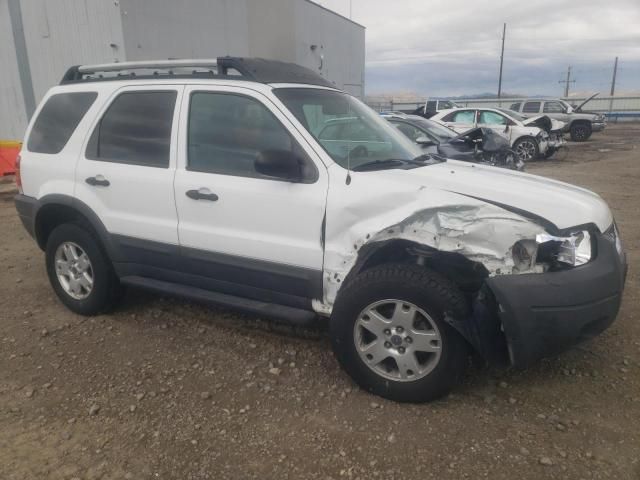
27,92,97,154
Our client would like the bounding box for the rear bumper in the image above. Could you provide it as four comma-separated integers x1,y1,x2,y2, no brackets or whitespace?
487,231,627,368
14,193,37,238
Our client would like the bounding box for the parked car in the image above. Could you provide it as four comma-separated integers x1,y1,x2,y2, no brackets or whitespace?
431,107,566,162
509,95,606,142
408,99,461,118
380,112,523,170
15,58,627,403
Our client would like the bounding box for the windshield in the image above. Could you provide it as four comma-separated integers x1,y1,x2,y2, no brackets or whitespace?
274,88,424,170
411,117,457,141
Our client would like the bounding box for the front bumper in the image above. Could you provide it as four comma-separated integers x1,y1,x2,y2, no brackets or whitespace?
547,133,566,149
487,231,627,368
592,121,606,132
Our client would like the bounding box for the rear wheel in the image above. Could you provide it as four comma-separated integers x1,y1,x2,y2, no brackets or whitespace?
45,223,122,315
330,264,470,402
513,136,539,162
570,123,592,142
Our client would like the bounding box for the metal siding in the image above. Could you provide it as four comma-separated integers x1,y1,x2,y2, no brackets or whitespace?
18,0,126,103
246,0,295,61
0,0,28,139
293,0,365,98
119,0,250,60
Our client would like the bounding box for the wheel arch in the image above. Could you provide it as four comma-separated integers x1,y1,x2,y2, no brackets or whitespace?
34,195,117,260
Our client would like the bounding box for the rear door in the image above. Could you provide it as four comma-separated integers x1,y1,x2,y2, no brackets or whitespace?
173,85,328,305
74,85,182,262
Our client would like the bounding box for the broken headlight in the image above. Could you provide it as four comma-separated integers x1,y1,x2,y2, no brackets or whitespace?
512,231,593,272
536,231,593,266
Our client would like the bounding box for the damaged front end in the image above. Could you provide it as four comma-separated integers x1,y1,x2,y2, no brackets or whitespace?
319,177,626,368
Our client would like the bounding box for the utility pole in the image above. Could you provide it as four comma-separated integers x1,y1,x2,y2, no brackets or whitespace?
497,23,506,98
559,66,576,97
610,56,619,96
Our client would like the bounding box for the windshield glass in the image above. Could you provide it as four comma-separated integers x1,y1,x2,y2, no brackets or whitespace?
411,117,457,141
274,88,423,169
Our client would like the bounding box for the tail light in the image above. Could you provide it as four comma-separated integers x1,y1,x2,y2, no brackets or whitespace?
15,154,23,194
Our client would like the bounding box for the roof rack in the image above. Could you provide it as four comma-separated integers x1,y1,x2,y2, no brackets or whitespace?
60,57,336,89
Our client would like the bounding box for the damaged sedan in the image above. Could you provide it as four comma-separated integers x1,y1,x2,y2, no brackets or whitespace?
380,112,524,170
431,107,566,162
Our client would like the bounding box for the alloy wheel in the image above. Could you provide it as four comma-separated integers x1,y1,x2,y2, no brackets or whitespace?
54,241,94,300
353,299,442,382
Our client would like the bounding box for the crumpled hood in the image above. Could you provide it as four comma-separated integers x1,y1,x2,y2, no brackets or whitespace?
386,160,613,233
522,115,565,133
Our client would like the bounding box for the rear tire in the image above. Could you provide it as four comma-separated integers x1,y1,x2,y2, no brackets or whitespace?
330,264,470,403
45,223,122,316
570,123,592,142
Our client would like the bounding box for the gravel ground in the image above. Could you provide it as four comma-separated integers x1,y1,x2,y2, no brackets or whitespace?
1,125,639,479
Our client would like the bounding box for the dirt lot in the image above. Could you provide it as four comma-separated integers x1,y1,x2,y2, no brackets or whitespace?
1,124,639,480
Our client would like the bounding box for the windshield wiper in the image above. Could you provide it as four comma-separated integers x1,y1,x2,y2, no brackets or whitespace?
352,159,408,172
352,154,443,172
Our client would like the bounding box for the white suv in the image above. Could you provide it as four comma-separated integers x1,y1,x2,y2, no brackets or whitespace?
14,58,627,402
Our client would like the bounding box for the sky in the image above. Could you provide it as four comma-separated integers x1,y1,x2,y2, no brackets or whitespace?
315,0,640,97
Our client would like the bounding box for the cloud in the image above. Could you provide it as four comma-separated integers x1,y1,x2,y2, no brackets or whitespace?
316,0,640,95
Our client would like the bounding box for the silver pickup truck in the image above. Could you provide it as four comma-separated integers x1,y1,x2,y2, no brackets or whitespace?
510,94,606,142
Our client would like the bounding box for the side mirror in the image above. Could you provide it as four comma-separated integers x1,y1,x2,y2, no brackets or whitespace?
255,149,303,182
415,136,436,147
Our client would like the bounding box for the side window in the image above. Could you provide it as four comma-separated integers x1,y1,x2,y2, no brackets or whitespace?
479,111,507,125
426,100,437,111
510,102,521,111
543,101,565,113
86,91,176,168
187,92,316,181
451,110,476,123
522,101,541,113
391,121,425,142
28,92,97,154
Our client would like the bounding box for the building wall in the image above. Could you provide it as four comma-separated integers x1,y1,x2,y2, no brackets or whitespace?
119,0,250,60
19,0,126,102
293,0,365,98
0,0,28,139
1,0,365,139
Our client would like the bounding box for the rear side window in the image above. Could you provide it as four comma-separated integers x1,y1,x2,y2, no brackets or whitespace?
86,91,177,168
28,92,97,154
523,101,541,113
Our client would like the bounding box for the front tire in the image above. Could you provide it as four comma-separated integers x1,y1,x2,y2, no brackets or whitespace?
45,223,122,316
330,264,470,403
513,136,540,162
570,123,592,142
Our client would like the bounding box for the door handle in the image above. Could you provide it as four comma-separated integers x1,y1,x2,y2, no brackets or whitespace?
85,175,110,187
186,188,219,202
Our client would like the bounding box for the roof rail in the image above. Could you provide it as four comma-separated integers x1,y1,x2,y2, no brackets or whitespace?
60,57,336,89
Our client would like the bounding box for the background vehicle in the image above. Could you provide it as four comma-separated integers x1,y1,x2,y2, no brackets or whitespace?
408,99,460,118
431,107,565,162
381,112,523,170
14,58,626,403
509,95,606,142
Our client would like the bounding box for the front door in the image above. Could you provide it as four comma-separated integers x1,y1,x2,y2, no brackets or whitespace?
173,86,328,305
441,109,477,133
